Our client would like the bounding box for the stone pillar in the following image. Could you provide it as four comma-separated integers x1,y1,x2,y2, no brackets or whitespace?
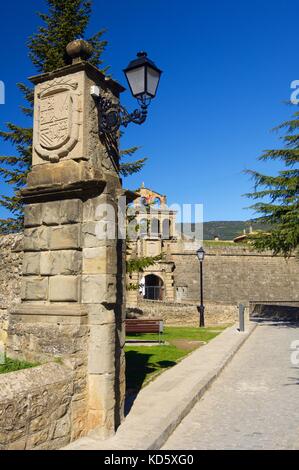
7,41,126,439
126,272,140,308
165,271,175,302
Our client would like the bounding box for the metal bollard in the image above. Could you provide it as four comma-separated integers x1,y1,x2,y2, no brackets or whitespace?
239,304,245,332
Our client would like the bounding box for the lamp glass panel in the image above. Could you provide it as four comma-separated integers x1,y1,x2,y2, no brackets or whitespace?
126,66,145,97
146,66,161,97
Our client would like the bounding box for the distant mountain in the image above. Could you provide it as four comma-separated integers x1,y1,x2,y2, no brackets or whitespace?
176,221,271,241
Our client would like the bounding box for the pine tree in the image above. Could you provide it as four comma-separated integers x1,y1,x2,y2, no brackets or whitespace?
0,0,146,234
119,146,147,177
245,109,299,256
28,0,107,73
0,1,107,233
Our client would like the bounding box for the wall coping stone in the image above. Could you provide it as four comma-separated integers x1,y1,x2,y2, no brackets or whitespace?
0,362,72,401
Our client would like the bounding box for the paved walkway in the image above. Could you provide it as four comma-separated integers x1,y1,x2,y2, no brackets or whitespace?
65,323,256,450
163,322,299,450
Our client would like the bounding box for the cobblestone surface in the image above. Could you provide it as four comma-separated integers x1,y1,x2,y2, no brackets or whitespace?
163,322,299,450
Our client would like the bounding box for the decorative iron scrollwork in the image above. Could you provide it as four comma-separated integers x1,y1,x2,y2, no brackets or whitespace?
95,95,149,135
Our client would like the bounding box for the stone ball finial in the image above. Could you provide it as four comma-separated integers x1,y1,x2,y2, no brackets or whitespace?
66,39,93,64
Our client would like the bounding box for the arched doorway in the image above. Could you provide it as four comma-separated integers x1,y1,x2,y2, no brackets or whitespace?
144,274,164,301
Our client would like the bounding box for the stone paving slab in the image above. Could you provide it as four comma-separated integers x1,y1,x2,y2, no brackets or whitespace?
64,321,257,450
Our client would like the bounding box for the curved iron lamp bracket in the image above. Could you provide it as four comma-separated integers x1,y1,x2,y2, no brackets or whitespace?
96,95,149,135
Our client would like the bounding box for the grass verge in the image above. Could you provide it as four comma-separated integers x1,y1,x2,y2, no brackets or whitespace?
0,357,39,375
126,325,230,392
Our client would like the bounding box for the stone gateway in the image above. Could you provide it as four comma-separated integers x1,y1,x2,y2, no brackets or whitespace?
0,41,126,449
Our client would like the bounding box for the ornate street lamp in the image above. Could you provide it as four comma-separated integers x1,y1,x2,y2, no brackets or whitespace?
91,51,162,135
124,52,162,102
196,247,206,328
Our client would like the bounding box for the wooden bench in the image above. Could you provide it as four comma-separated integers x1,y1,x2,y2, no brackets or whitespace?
126,319,164,344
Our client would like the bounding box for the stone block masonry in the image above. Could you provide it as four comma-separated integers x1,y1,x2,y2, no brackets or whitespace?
0,234,22,347
136,300,238,326
2,205,90,360
1,43,127,450
0,363,86,450
172,244,299,305
20,199,83,304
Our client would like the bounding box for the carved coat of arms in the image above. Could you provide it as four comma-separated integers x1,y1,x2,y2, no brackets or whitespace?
34,78,81,162
40,91,70,149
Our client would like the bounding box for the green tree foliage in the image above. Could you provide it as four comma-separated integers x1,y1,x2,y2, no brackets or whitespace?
119,146,147,177
0,0,108,233
28,0,107,73
127,254,163,275
0,0,147,233
245,109,299,256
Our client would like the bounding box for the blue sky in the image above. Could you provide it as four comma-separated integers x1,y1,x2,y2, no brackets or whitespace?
0,0,297,221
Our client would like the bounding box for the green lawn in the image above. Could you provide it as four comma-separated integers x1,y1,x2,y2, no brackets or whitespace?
0,357,39,375
125,325,229,393
126,324,228,344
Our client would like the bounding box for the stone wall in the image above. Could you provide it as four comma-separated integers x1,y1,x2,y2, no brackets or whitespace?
172,245,299,305
0,362,86,450
0,234,22,346
136,300,238,326
0,213,125,444
1,236,298,330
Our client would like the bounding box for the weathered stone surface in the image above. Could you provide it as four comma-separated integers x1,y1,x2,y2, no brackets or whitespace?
40,251,81,276
49,225,80,250
42,201,60,226
0,312,8,346
49,276,79,302
116,320,126,350
60,200,82,225
23,252,40,276
43,200,82,226
27,429,49,448
70,399,88,441
0,363,76,450
24,227,48,251
172,245,299,304
27,160,90,187
53,414,71,439
83,247,105,274
7,317,88,362
83,197,104,222
83,247,116,275
29,415,50,434
81,275,116,304
87,374,115,434
11,303,87,318
88,304,115,326
21,277,48,301
82,222,101,248
135,300,238,326
88,323,115,374
7,437,27,450
24,204,43,228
